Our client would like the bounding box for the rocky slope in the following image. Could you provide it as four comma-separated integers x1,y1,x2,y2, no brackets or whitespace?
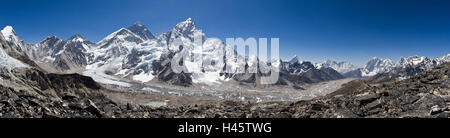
138,62,450,118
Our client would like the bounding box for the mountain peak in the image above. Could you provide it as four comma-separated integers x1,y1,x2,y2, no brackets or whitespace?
362,57,395,77
173,18,196,34
132,22,144,27
1,26,15,34
186,18,193,23
68,34,86,42
398,55,432,66
289,55,299,64
437,54,450,64
97,28,144,46
106,28,134,38
1,26,19,42
41,36,60,43
127,22,155,40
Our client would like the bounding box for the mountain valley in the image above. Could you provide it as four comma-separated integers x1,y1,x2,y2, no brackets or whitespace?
1,18,449,118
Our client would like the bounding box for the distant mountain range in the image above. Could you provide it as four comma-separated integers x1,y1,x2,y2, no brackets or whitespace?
314,55,450,82
1,18,449,88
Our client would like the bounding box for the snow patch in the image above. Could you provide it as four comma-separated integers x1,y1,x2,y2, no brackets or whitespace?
132,71,154,83
83,57,131,87
191,71,224,85
0,45,28,71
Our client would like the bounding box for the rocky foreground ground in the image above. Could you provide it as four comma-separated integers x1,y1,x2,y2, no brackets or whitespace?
0,62,449,118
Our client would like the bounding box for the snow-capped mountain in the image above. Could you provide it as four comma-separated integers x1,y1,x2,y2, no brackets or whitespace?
1,26,18,42
25,34,92,73
4,20,447,88
361,57,395,77
0,32,28,72
437,54,450,64
368,55,450,82
340,54,450,82
397,56,437,69
283,55,315,74
84,24,161,86
67,34,94,52
83,18,218,86
315,60,358,74
279,56,344,84
1,26,27,56
0,19,353,88
127,22,155,40
82,18,346,87
1,26,91,73
1,26,42,71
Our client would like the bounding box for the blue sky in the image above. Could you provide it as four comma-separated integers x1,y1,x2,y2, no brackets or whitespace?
1,0,449,66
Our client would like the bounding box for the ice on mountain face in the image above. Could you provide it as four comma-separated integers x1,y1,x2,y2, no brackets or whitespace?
0,48,28,71
35,36,65,54
166,18,203,52
66,35,93,52
437,54,450,64
397,56,437,70
68,35,89,43
83,56,131,87
191,71,227,85
315,60,358,73
160,18,248,85
24,34,91,72
132,71,154,83
191,39,229,82
1,26,28,55
97,28,144,48
89,29,144,66
413,58,424,65
0,34,28,71
121,40,165,82
356,54,449,79
398,56,425,66
69,35,85,42
1,26,18,42
174,18,196,35
83,69,131,87
84,23,167,86
158,18,231,85
201,38,226,72
361,57,395,77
